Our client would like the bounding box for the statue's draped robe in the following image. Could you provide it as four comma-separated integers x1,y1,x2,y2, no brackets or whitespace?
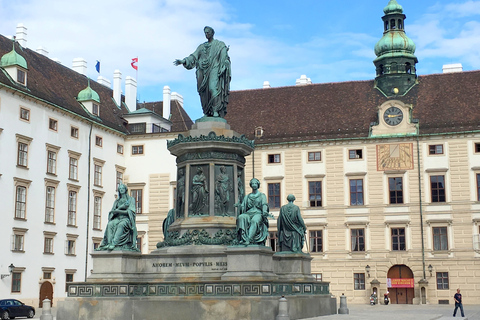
99,195,138,250
163,208,175,239
278,203,306,252
215,172,230,214
190,173,208,214
183,39,231,117
236,192,269,245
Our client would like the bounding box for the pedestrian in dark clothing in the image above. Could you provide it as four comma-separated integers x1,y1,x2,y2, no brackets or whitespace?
453,288,465,317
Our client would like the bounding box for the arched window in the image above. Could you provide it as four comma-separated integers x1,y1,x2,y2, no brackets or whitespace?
398,19,403,29
385,21,389,31
405,63,411,74
391,19,396,29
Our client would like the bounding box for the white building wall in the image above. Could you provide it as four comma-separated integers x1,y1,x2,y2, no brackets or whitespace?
0,87,126,306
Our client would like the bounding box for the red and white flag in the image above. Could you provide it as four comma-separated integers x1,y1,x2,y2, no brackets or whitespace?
131,57,138,70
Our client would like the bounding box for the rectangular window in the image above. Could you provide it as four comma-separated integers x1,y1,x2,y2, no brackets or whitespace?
11,272,21,293
350,179,364,206
436,272,449,290
391,228,406,251
131,189,143,214
116,171,124,190
20,107,30,121
351,228,365,252
431,175,446,203
93,196,102,230
429,144,444,155
309,181,322,207
65,240,76,255
70,127,78,138
17,142,28,167
477,174,480,202
354,273,365,290
68,191,77,226
268,183,281,209
69,157,78,180
15,186,27,219
308,151,321,161
152,123,161,133
92,103,99,116
45,186,55,223
268,232,278,252
268,154,281,163
129,123,146,133
43,272,52,279
95,136,103,147
44,237,53,254
310,230,323,253
94,164,102,186
117,144,124,154
388,177,403,204
65,273,74,292
49,118,58,131
349,149,363,159
476,143,480,153
136,236,142,252
433,227,448,251
47,151,57,174
12,234,24,251
132,145,144,155
17,69,25,85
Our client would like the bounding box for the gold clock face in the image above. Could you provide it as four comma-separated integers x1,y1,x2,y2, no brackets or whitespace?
377,143,414,170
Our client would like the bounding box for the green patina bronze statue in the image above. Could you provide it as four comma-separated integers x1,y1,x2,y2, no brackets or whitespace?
215,165,232,216
235,178,274,246
97,183,139,251
277,194,306,253
162,208,175,240
174,26,231,118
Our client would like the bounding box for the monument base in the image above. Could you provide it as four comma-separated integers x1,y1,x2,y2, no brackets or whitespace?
57,294,336,320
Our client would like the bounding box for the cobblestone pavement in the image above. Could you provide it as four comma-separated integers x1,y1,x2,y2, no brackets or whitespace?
303,304,480,320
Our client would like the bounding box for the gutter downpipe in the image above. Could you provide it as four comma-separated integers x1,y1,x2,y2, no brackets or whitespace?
416,135,426,280
85,123,93,281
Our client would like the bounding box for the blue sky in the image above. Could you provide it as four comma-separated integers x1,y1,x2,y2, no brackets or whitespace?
1,0,480,120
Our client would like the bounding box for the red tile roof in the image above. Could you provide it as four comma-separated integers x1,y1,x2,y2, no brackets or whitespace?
225,71,480,144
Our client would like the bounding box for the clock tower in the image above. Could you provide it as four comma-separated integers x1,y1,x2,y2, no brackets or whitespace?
373,0,418,97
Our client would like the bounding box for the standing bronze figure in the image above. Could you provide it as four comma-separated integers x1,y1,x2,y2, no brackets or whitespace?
174,26,231,118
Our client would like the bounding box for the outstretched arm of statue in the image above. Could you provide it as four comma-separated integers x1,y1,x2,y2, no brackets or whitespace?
173,59,185,66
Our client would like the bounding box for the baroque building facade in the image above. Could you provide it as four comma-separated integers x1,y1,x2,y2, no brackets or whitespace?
1,0,480,308
224,0,480,305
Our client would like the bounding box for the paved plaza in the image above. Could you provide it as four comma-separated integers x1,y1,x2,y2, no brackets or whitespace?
304,303,480,320
32,303,480,320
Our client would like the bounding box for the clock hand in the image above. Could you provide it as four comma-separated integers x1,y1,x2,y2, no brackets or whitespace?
387,114,401,118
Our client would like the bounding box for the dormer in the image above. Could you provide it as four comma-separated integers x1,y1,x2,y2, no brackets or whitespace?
77,80,101,117
0,41,28,86
123,108,172,134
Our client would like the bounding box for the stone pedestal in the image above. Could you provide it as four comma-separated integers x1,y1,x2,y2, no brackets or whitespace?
273,252,314,281
158,118,254,247
221,246,277,281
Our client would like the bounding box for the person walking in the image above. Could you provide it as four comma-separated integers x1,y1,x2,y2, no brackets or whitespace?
453,288,465,317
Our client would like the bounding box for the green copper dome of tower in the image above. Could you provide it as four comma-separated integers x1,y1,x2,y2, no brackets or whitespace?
373,0,418,97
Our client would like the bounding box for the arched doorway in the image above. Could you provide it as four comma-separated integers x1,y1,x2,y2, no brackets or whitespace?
387,265,414,304
39,281,53,308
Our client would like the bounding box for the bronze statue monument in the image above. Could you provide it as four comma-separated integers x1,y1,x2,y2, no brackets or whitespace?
277,194,306,253
97,183,139,251
174,26,231,118
235,178,273,246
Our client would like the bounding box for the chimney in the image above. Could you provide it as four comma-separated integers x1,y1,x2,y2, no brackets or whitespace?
36,47,48,57
296,75,312,86
72,58,87,75
163,86,171,119
263,81,271,88
97,76,111,88
113,70,122,106
442,63,463,73
16,24,27,47
125,76,137,112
